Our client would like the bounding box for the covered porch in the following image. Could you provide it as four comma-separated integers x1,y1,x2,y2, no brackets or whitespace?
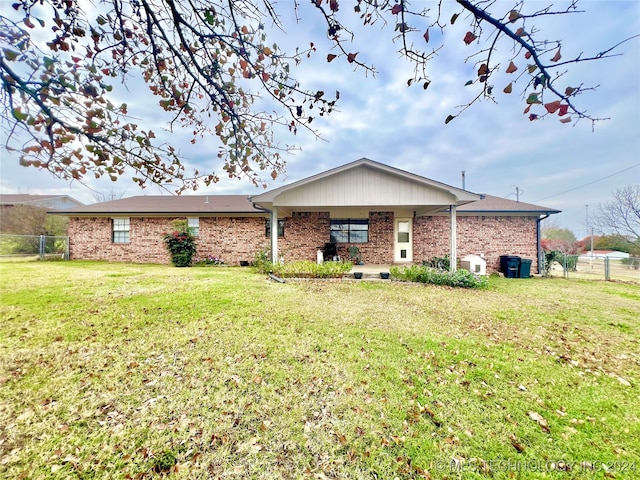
250,159,481,272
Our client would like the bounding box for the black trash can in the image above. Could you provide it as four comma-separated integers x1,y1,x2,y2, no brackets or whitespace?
500,255,521,278
519,259,532,278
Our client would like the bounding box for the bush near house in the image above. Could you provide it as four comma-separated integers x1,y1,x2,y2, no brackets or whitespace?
390,264,488,289
162,220,197,267
256,259,353,278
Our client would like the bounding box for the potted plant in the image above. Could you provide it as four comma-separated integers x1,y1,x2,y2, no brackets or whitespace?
162,220,197,267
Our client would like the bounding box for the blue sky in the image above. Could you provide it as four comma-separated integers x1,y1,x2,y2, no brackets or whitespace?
1,0,638,238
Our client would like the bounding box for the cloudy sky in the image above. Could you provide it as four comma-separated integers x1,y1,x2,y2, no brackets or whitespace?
1,0,638,238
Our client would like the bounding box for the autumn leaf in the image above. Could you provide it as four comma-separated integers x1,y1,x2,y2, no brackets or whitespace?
327,53,337,63
510,434,526,452
515,27,526,37
509,10,520,22
558,104,569,116
503,82,513,94
528,114,539,121
565,86,577,96
560,117,572,123
347,52,358,63
524,51,532,59
526,93,541,104
527,64,537,74
544,100,561,114
478,63,488,76
451,13,460,24
423,29,429,43
391,3,402,15
551,47,562,62
528,411,551,433
3,48,19,61
506,61,518,74
445,114,456,124
463,31,477,45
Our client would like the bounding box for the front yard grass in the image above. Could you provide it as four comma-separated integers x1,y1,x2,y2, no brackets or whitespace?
0,261,638,479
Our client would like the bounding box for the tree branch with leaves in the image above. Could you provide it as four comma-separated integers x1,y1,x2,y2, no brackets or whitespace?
1,0,636,192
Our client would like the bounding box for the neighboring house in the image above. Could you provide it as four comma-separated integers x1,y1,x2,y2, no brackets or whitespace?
0,194,84,210
0,194,84,233
55,159,560,273
579,250,630,260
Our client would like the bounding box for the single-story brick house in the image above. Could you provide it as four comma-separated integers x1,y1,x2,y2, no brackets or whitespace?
56,158,560,273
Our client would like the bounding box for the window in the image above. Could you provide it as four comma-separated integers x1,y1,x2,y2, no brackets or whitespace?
330,219,368,243
265,219,285,237
112,218,130,243
188,217,200,236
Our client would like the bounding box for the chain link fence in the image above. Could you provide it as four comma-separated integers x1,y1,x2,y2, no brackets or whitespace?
0,234,69,261
543,252,640,282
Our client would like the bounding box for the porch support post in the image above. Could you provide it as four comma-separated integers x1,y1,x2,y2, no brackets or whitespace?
449,205,457,272
270,207,279,264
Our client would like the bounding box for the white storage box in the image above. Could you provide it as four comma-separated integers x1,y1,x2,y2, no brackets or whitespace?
460,255,487,276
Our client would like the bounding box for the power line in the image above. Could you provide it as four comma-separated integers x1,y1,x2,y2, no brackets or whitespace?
533,163,640,203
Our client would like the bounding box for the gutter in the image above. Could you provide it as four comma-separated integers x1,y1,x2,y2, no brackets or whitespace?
536,214,551,274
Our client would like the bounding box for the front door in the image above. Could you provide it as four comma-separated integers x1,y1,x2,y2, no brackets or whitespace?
394,218,413,262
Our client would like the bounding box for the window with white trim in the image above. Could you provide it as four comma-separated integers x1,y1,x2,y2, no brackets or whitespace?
330,219,368,243
112,218,130,243
188,217,200,236
265,219,285,237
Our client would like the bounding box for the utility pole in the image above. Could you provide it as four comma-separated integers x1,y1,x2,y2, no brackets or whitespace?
586,205,594,267
515,186,521,202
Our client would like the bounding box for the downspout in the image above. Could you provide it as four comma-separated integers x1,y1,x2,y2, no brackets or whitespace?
536,214,550,274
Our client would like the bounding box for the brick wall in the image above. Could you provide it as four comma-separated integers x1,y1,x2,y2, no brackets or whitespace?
69,213,540,272
279,212,330,262
414,215,539,273
68,216,267,265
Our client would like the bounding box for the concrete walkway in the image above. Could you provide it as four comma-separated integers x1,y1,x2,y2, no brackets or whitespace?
346,263,408,279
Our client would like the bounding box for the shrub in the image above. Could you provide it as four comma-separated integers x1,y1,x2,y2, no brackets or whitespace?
422,255,453,271
251,248,272,273
162,220,197,267
391,265,488,289
269,260,353,278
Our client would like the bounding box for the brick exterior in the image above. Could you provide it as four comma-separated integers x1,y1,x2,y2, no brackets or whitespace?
68,216,268,265
69,212,540,272
414,215,539,273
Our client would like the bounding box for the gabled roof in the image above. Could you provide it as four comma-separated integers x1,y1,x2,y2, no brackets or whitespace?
54,195,265,216
251,158,481,208
457,194,560,214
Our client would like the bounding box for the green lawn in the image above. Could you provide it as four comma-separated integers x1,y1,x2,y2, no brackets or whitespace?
0,262,638,479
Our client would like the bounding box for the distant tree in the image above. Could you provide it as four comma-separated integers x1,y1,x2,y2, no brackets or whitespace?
93,189,127,203
591,234,639,256
0,204,68,253
541,224,577,253
1,1,636,192
592,185,640,251
1,204,68,236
